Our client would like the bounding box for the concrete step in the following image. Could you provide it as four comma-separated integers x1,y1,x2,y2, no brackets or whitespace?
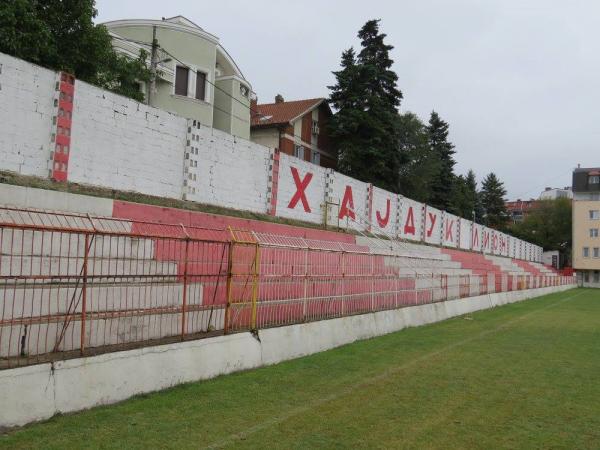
0,255,178,278
0,229,155,259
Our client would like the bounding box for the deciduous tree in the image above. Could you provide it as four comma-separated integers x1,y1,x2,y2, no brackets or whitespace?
0,0,150,101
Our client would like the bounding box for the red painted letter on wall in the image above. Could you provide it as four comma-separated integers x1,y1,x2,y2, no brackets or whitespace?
445,219,455,242
426,212,437,238
376,198,391,228
339,186,355,220
288,167,313,212
404,207,415,235
472,227,479,249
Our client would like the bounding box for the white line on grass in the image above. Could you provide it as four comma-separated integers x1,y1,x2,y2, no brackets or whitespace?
205,290,584,449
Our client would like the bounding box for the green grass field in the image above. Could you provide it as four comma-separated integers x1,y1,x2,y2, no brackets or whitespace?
1,288,599,449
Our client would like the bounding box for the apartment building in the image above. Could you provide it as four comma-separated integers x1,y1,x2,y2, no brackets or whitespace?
572,167,600,287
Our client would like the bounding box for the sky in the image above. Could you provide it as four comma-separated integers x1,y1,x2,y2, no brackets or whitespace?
96,0,600,199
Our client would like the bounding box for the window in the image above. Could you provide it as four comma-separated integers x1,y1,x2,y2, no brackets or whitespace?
195,71,206,101
591,228,599,238
584,272,590,283
175,66,189,96
311,120,319,135
594,247,600,258
590,210,600,220
589,175,600,184
294,145,305,159
595,271,600,283
583,247,590,258
311,151,320,166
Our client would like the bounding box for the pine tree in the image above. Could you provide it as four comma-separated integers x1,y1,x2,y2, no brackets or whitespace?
328,19,403,192
397,112,439,203
465,169,485,222
480,173,508,229
427,111,456,210
329,48,365,178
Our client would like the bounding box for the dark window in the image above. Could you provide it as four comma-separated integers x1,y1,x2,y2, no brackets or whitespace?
175,66,189,96
195,71,206,101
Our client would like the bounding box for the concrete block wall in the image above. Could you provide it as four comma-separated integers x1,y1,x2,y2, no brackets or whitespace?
0,51,544,262
0,53,56,176
275,153,327,224
370,186,398,236
443,212,460,248
326,171,369,231
69,80,187,198
184,120,271,214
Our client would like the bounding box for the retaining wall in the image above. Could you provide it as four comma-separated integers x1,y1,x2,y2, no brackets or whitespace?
0,52,544,262
0,284,575,429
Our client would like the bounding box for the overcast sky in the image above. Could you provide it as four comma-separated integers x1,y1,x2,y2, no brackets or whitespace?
96,0,599,199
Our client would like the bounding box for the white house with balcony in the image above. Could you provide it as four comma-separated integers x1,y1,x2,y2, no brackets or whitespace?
105,16,253,139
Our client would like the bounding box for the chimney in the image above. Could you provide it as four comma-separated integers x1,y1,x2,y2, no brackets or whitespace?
275,94,284,103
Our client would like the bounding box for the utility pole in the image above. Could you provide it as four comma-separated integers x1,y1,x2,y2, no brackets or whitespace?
148,25,158,106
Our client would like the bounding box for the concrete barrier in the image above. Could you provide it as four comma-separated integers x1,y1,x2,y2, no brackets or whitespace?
0,283,574,429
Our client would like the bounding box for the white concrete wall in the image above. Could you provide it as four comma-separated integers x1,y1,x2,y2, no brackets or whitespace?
424,206,443,245
0,53,56,177
0,283,575,428
442,212,459,248
459,219,472,250
0,52,544,261
184,122,271,213
327,171,368,231
399,197,424,242
0,183,114,216
275,153,327,224
69,81,187,198
371,187,398,236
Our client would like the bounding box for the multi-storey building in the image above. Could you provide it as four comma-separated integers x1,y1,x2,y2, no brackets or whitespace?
505,199,538,223
105,16,253,139
250,95,336,168
539,186,573,200
572,167,600,287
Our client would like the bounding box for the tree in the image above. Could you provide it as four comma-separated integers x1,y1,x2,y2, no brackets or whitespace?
427,111,456,210
0,0,150,101
397,112,439,203
480,173,508,229
510,198,572,260
465,170,485,223
329,19,403,192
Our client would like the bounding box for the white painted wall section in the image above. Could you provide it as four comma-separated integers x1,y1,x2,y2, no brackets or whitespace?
371,186,398,236
275,153,326,224
69,81,187,198
184,123,271,213
0,53,55,177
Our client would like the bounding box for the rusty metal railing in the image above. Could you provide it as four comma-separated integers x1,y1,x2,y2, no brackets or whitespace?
0,208,575,369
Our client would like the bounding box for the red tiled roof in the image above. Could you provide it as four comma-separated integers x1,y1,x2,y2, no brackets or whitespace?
251,98,324,127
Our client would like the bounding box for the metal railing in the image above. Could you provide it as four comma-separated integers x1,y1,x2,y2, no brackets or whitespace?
0,208,575,369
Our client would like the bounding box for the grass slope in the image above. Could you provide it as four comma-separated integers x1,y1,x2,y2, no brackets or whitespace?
1,288,599,449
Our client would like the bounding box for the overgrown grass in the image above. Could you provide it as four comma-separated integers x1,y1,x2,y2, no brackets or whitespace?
2,288,598,449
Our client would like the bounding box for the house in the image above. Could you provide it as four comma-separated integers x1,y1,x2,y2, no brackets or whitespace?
572,167,600,287
250,95,336,168
505,199,539,223
105,16,253,139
